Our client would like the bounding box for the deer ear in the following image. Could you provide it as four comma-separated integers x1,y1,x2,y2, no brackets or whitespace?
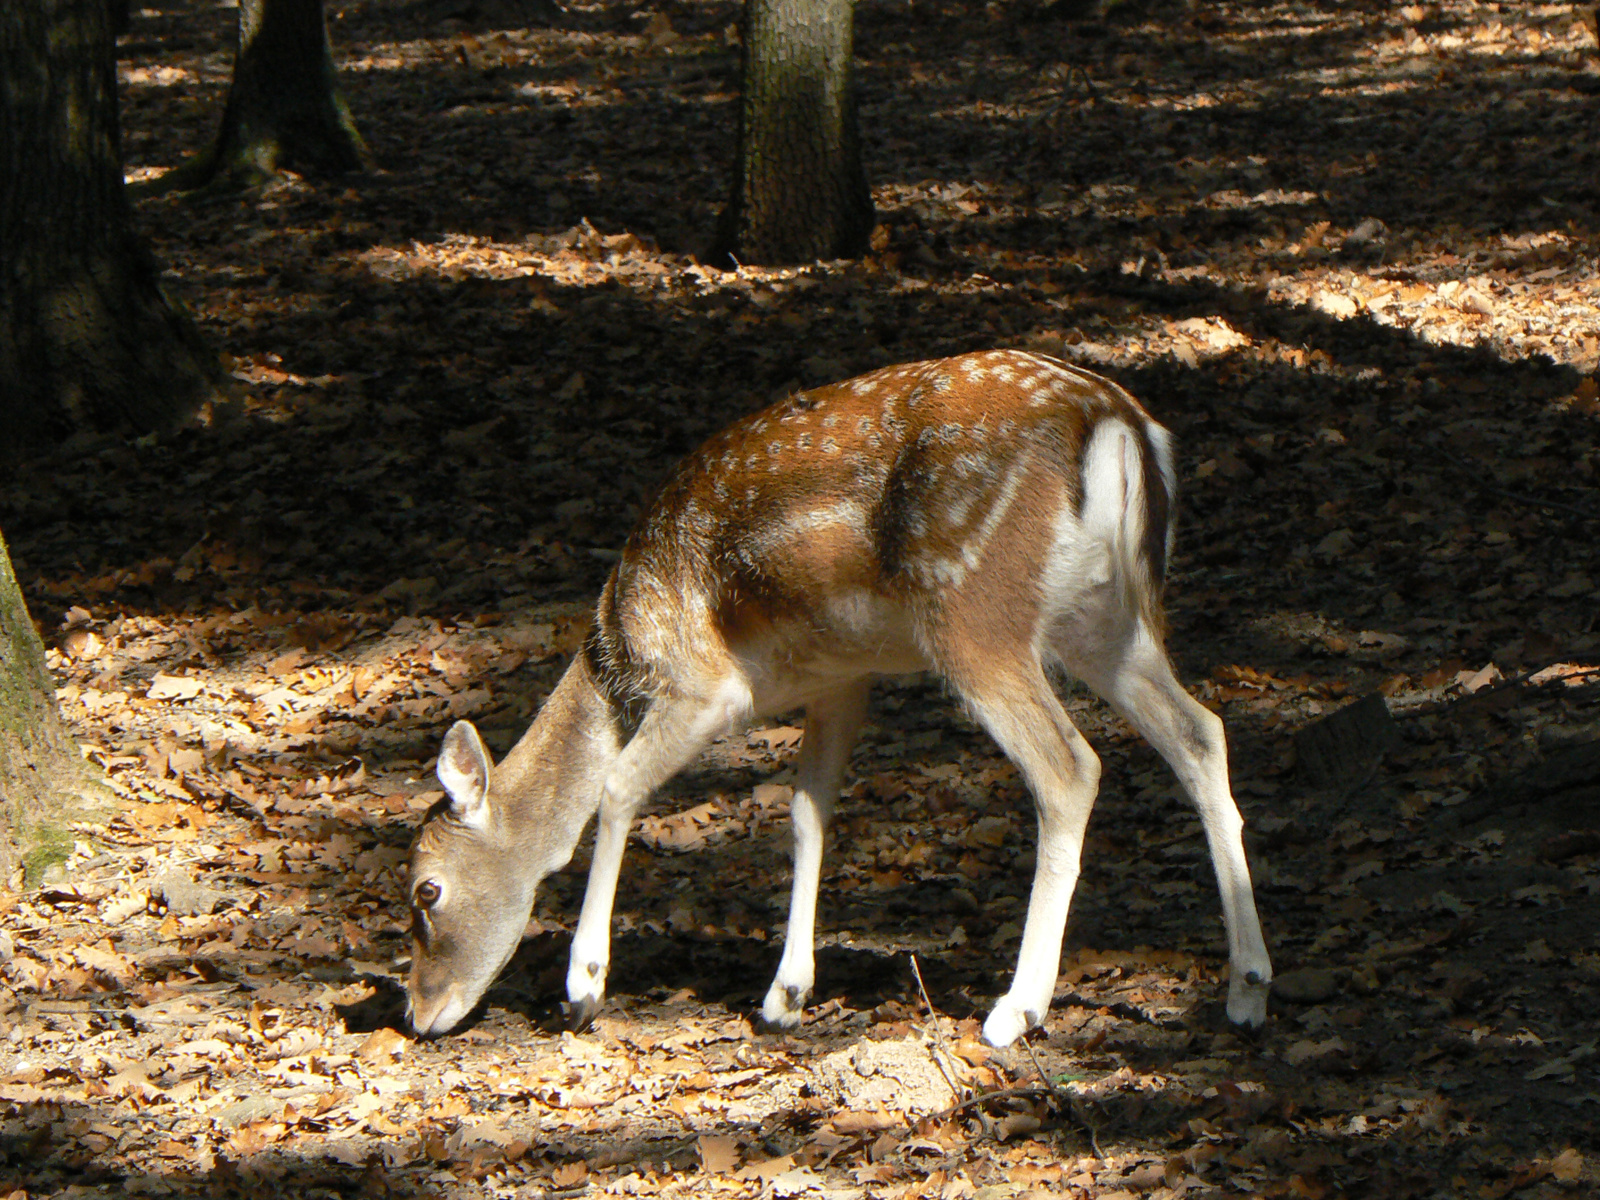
437,721,493,827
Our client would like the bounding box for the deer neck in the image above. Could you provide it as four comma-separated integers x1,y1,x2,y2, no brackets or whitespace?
490,648,624,869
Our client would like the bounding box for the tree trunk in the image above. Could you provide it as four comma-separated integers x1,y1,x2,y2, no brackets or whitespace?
0,531,107,889
0,0,226,445
172,0,371,190
712,0,873,266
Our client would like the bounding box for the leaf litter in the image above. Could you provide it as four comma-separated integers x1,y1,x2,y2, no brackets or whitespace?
3,0,1600,1196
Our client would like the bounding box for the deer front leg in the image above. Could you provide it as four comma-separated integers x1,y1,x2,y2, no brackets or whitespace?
566,676,753,1029
762,683,869,1029
565,787,637,1031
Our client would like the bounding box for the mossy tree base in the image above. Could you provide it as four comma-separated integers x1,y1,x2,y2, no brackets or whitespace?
0,532,109,891
160,0,372,195
1,0,227,444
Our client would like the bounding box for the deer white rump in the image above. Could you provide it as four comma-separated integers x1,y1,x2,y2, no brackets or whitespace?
405,350,1273,1046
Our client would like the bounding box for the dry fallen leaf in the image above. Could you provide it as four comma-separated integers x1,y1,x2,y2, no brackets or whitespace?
643,11,680,49
100,891,148,925
698,1134,740,1174
147,673,204,701
75,941,135,984
829,1109,901,1134
551,1161,589,1187
1551,1148,1583,1184
734,1155,796,1183
357,1027,409,1065
994,1112,1042,1142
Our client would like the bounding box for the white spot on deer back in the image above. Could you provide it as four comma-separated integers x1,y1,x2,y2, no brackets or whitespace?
952,452,991,480
1024,351,1111,397
923,557,967,588
957,456,1028,571
745,500,868,557
945,491,975,527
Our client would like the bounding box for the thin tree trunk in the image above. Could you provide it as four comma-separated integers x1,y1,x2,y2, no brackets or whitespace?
167,0,371,191
712,0,873,266
0,531,107,889
0,0,226,445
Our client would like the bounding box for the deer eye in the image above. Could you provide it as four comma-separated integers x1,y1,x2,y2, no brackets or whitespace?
414,880,443,908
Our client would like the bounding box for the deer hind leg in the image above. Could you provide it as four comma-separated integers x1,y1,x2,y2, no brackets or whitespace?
1071,622,1273,1027
567,673,753,1029
762,681,870,1029
944,655,1103,1048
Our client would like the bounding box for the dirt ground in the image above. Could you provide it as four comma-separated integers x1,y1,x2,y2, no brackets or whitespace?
3,0,1600,1196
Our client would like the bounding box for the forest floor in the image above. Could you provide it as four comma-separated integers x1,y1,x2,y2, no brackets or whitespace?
4,0,1600,1196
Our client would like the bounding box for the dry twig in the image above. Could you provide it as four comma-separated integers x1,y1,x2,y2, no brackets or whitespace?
1022,1034,1104,1158
908,954,966,1107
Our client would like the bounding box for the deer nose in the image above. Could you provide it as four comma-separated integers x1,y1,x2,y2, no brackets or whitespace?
407,984,463,1038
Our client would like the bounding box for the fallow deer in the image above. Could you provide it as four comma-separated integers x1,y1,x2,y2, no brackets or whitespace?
406,350,1273,1046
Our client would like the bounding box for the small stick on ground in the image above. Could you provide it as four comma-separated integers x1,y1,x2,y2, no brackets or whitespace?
909,954,966,1107
930,1084,1058,1122
1021,1036,1061,1103
1022,1033,1104,1158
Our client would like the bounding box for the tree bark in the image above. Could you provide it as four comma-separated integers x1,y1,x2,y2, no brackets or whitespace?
0,531,107,889
172,0,372,190
0,0,226,445
712,0,873,266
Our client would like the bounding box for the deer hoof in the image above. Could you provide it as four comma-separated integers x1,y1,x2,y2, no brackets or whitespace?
568,994,602,1032
1226,973,1271,1030
760,981,809,1029
982,999,1040,1048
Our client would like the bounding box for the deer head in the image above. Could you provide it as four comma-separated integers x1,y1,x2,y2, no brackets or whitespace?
406,721,541,1035
405,656,621,1036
